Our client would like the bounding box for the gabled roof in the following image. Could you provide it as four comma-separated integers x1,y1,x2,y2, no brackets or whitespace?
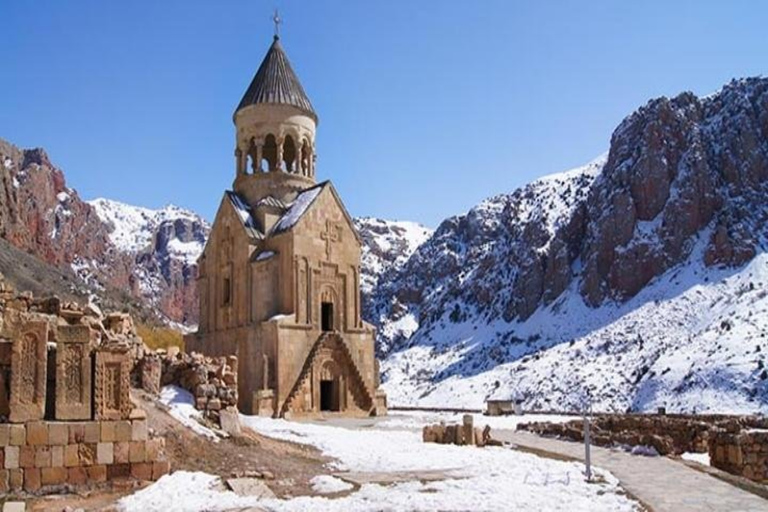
235,36,316,120
226,191,262,241
270,182,325,234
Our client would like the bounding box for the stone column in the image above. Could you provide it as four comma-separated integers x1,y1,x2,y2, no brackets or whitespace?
55,324,92,420
276,138,284,171
255,143,263,172
235,147,245,177
94,345,132,420
9,321,48,423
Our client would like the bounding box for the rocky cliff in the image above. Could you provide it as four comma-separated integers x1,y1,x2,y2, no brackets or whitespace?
373,78,768,414
0,139,208,326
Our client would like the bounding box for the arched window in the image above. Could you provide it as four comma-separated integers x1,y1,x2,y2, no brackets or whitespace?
262,134,277,172
283,135,297,173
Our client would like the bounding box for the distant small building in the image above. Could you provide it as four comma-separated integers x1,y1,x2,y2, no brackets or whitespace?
486,390,524,416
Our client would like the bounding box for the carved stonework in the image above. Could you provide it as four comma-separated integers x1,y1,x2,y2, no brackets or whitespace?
55,324,92,420
94,346,132,420
320,220,341,259
9,321,48,423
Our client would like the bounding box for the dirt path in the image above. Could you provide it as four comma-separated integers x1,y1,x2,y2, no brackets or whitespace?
494,430,768,512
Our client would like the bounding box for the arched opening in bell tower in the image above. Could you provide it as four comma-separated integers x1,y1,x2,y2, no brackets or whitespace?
283,135,297,172
263,134,277,171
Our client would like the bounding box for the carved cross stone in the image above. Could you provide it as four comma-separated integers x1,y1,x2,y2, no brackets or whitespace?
55,324,92,420
9,321,48,423
94,345,132,420
320,220,340,259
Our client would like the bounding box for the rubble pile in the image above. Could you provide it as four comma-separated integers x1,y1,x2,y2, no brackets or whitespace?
422,415,501,447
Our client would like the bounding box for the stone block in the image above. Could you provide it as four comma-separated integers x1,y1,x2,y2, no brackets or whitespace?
0,425,9,446
78,443,97,466
101,421,117,442
106,463,130,480
41,466,67,486
94,347,132,420
129,408,147,420
51,446,64,468
130,462,153,481
129,441,146,463
23,468,40,492
4,446,19,469
115,421,133,442
86,464,107,482
68,423,85,444
67,466,88,485
131,420,148,441
145,438,164,462
0,469,7,493
97,442,114,465
152,460,171,480
34,446,51,468
64,445,79,467
26,421,48,445
220,407,242,437
9,321,48,423
48,423,68,446
8,468,22,490
55,324,92,420
18,446,34,468
84,422,101,443
140,356,162,395
114,442,130,464
8,425,24,446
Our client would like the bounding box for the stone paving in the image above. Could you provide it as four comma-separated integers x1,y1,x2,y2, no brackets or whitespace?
493,430,768,512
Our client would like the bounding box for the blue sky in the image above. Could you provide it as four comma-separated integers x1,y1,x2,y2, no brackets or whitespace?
1,1,765,227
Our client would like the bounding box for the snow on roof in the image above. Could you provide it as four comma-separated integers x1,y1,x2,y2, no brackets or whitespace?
226,192,262,240
271,183,325,234
254,250,275,262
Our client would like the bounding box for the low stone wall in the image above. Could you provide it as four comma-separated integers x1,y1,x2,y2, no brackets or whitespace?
709,429,768,482
516,414,764,456
0,417,169,493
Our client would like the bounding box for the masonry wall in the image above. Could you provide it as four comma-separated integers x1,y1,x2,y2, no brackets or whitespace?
0,418,169,493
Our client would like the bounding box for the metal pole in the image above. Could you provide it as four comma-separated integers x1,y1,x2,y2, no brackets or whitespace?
584,413,592,481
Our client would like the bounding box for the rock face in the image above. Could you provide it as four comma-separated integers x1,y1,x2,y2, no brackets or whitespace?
0,138,209,326
372,78,768,413
89,199,209,326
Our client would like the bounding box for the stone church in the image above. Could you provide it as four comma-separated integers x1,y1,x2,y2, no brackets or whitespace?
185,33,387,418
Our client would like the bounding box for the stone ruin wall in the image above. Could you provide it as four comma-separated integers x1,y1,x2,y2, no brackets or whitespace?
0,276,170,494
709,427,768,482
517,413,768,483
139,348,238,428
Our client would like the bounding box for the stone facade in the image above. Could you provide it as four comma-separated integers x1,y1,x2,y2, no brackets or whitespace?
185,35,386,418
709,427,768,482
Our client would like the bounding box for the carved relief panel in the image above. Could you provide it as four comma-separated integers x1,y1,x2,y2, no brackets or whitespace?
9,321,48,423
94,346,132,420
55,324,92,420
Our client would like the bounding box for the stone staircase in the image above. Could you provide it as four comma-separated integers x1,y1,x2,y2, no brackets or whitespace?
281,331,373,416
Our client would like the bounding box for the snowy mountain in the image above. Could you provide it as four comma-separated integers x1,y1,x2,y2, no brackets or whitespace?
88,198,210,326
354,217,433,296
374,77,768,414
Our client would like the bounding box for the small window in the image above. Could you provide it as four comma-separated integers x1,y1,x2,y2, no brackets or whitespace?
222,277,231,306
321,302,334,332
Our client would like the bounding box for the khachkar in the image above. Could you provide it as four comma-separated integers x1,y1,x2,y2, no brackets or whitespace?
0,274,170,493
185,29,388,418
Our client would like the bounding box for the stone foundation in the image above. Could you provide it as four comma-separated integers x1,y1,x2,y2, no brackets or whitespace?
422,415,499,447
0,418,169,493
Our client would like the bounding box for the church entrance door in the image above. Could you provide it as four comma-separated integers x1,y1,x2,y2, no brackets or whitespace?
320,380,340,411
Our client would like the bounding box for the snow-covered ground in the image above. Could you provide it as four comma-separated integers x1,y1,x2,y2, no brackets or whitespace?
681,452,711,466
120,412,640,512
158,386,221,441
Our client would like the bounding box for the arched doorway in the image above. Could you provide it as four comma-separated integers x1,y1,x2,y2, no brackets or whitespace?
319,360,342,412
